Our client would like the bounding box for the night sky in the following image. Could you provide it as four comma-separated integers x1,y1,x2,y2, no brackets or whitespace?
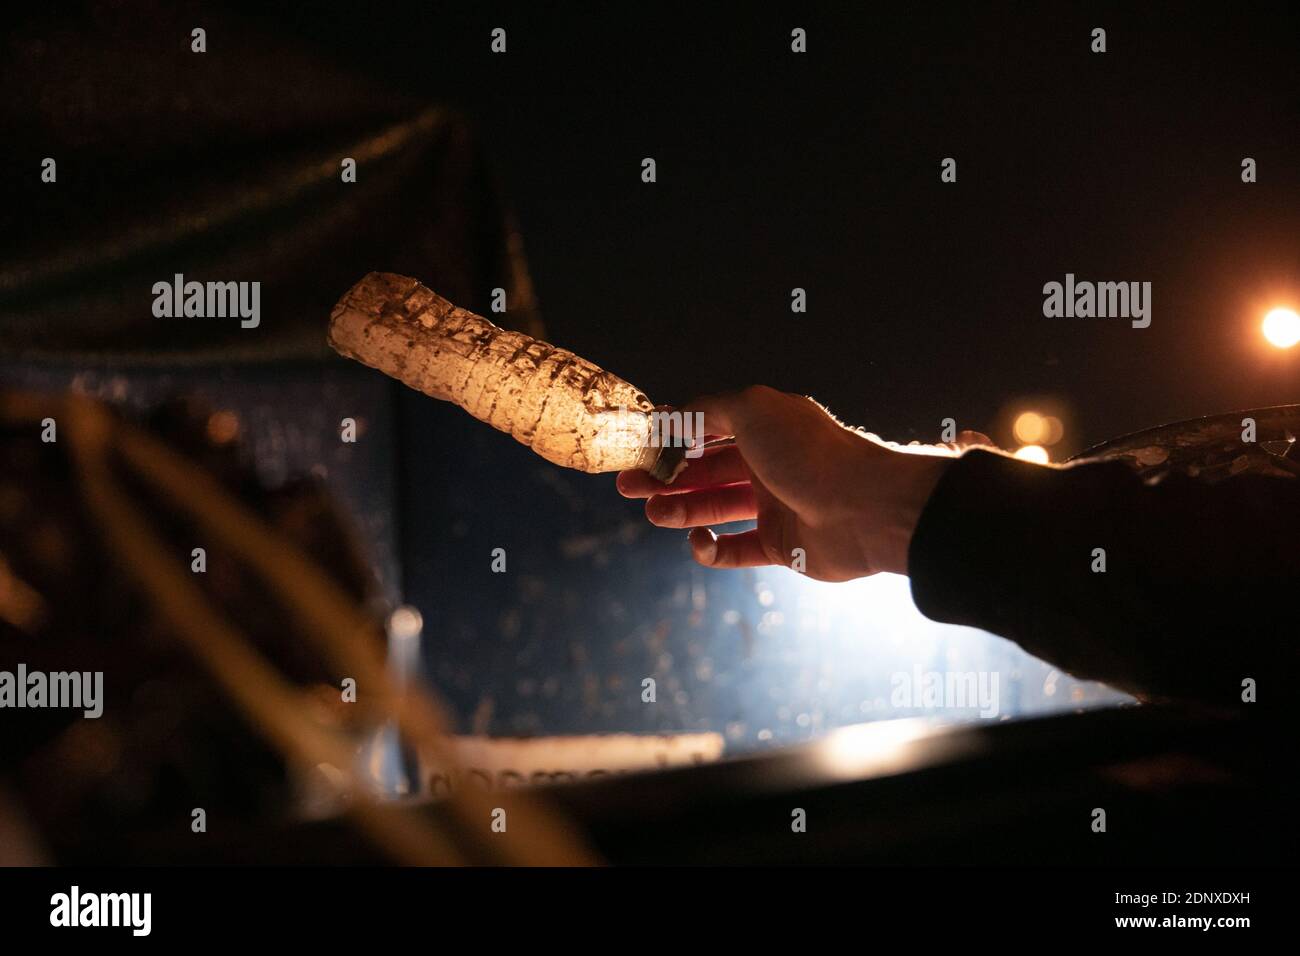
241,1,1300,455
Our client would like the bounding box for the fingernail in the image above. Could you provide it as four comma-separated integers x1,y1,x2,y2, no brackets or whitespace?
691,528,718,565
649,497,683,525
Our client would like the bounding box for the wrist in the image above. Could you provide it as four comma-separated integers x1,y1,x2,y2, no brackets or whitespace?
859,446,951,576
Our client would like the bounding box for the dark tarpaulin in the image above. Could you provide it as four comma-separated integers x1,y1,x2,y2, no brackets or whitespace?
0,0,542,362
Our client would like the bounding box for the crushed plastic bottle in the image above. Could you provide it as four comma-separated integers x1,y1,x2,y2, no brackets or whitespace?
329,272,683,481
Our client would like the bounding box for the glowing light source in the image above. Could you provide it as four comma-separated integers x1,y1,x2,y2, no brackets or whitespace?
1262,307,1300,349
1012,411,1045,444
1013,411,1064,446
389,605,424,641
1014,444,1050,464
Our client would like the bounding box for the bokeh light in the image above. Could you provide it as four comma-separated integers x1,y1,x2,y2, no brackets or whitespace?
1013,411,1064,446
1262,307,1300,349
1012,411,1045,444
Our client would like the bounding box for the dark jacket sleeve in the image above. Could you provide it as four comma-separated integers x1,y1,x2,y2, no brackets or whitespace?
907,449,1299,705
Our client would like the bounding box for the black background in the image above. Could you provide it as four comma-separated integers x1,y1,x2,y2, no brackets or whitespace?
0,862,1280,940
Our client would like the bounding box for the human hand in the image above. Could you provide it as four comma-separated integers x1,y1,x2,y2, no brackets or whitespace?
616,386,957,581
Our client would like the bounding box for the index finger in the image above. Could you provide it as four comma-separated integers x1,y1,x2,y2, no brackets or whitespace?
678,392,743,441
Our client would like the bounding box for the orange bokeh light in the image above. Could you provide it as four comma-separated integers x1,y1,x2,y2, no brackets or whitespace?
1262,307,1300,349
1012,411,1064,446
